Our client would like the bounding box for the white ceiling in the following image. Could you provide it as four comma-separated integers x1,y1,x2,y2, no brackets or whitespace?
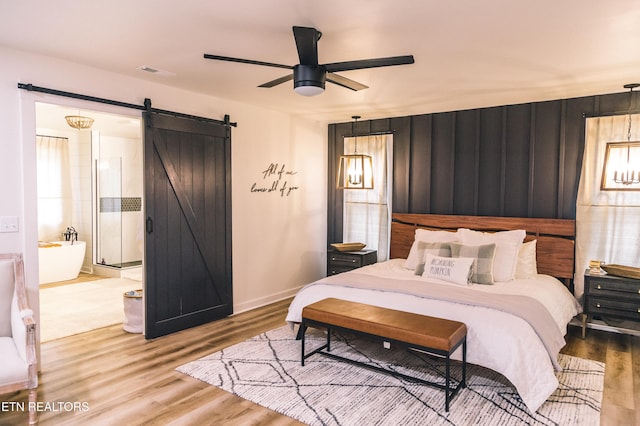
2,1,640,123
35,102,142,140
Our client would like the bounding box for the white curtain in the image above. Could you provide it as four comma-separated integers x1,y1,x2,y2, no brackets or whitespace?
36,135,72,242
343,134,393,261
575,114,640,299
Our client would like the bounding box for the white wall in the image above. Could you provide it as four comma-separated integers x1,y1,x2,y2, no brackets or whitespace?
0,46,328,335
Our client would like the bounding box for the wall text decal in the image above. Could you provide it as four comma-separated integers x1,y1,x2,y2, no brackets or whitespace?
250,163,299,197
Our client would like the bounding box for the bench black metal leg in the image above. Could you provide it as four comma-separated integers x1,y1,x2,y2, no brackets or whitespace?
445,355,451,412
462,337,467,388
300,322,307,366
302,317,467,413
301,322,332,366
295,323,305,340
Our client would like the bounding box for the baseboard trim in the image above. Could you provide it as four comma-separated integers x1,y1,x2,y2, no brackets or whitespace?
233,286,304,315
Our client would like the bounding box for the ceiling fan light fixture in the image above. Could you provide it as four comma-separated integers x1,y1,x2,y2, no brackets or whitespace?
294,85,324,97
293,64,325,96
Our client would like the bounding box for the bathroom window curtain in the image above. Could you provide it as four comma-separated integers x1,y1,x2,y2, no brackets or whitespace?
36,135,72,242
343,134,393,261
575,114,640,299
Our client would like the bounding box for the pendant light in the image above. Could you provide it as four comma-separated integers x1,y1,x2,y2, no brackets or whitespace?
601,83,640,190
65,114,94,130
611,114,640,186
336,116,374,189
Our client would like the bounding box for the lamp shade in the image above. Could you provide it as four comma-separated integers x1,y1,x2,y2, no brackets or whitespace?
336,154,374,189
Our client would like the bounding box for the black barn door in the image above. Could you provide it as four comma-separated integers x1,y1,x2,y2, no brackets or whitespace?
144,112,232,339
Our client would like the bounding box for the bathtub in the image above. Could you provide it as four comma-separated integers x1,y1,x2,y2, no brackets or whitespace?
38,241,86,285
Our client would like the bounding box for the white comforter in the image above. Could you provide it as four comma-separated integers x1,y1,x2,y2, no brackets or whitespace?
286,259,581,413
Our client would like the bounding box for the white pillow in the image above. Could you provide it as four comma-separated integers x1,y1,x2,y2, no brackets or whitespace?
421,253,474,286
515,240,538,279
457,228,525,282
404,229,459,270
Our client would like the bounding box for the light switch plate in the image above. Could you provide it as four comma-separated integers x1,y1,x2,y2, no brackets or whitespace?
0,216,19,233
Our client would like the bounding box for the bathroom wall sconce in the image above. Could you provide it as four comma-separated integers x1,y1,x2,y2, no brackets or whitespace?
336,116,374,190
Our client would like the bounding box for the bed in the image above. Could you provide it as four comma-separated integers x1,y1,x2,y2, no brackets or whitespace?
286,213,581,413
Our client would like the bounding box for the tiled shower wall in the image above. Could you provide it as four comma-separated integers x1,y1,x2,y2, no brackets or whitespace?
68,130,93,273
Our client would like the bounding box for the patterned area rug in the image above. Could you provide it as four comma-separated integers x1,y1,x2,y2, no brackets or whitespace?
177,326,604,426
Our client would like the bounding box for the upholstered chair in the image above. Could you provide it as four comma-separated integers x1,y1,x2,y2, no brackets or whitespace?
0,253,37,425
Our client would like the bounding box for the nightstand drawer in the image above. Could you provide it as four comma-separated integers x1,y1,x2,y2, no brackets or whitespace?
329,252,365,266
588,279,640,300
328,265,356,276
589,298,640,320
327,249,377,276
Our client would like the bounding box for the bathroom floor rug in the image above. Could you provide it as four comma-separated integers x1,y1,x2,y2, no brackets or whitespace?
39,278,140,341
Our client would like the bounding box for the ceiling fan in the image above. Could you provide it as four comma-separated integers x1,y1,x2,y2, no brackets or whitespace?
204,26,415,96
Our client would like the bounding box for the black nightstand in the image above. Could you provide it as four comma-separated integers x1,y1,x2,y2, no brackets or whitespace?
327,249,377,276
582,270,640,338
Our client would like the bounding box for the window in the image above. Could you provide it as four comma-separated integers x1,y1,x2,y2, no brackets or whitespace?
36,135,72,242
342,134,393,261
575,114,640,299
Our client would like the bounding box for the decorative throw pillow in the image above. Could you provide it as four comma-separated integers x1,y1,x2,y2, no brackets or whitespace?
457,228,525,282
515,239,538,279
413,242,452,276
421,253,474,286
404,229,459,270
450,242,497,284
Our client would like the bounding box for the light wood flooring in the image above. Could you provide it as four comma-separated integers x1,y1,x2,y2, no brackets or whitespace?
2,298,639,425
39,272,105,289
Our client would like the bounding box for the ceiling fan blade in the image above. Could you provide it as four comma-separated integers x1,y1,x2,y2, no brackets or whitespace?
324,55,415,73
258,74,294,88
204,54,292,70
292,26,321,65
326,73,368,91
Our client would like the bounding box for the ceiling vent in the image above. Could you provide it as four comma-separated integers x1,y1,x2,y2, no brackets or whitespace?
137,65,175,77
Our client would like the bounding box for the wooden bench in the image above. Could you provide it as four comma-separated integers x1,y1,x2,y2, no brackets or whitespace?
300,298,467,412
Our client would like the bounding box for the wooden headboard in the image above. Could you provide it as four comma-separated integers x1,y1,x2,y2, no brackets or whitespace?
390,213,576,284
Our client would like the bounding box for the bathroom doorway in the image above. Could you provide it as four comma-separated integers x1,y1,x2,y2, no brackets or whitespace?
35,101,144,340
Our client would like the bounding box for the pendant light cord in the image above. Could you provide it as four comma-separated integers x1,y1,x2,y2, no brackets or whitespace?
352,115,360,154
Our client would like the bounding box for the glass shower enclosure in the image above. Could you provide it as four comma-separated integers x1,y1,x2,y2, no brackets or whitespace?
93,131,143,270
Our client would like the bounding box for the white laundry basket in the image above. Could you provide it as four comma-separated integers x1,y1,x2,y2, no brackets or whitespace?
123,289,143,333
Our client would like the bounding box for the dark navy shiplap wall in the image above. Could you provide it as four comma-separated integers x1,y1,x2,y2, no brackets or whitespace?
327,90,640,243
